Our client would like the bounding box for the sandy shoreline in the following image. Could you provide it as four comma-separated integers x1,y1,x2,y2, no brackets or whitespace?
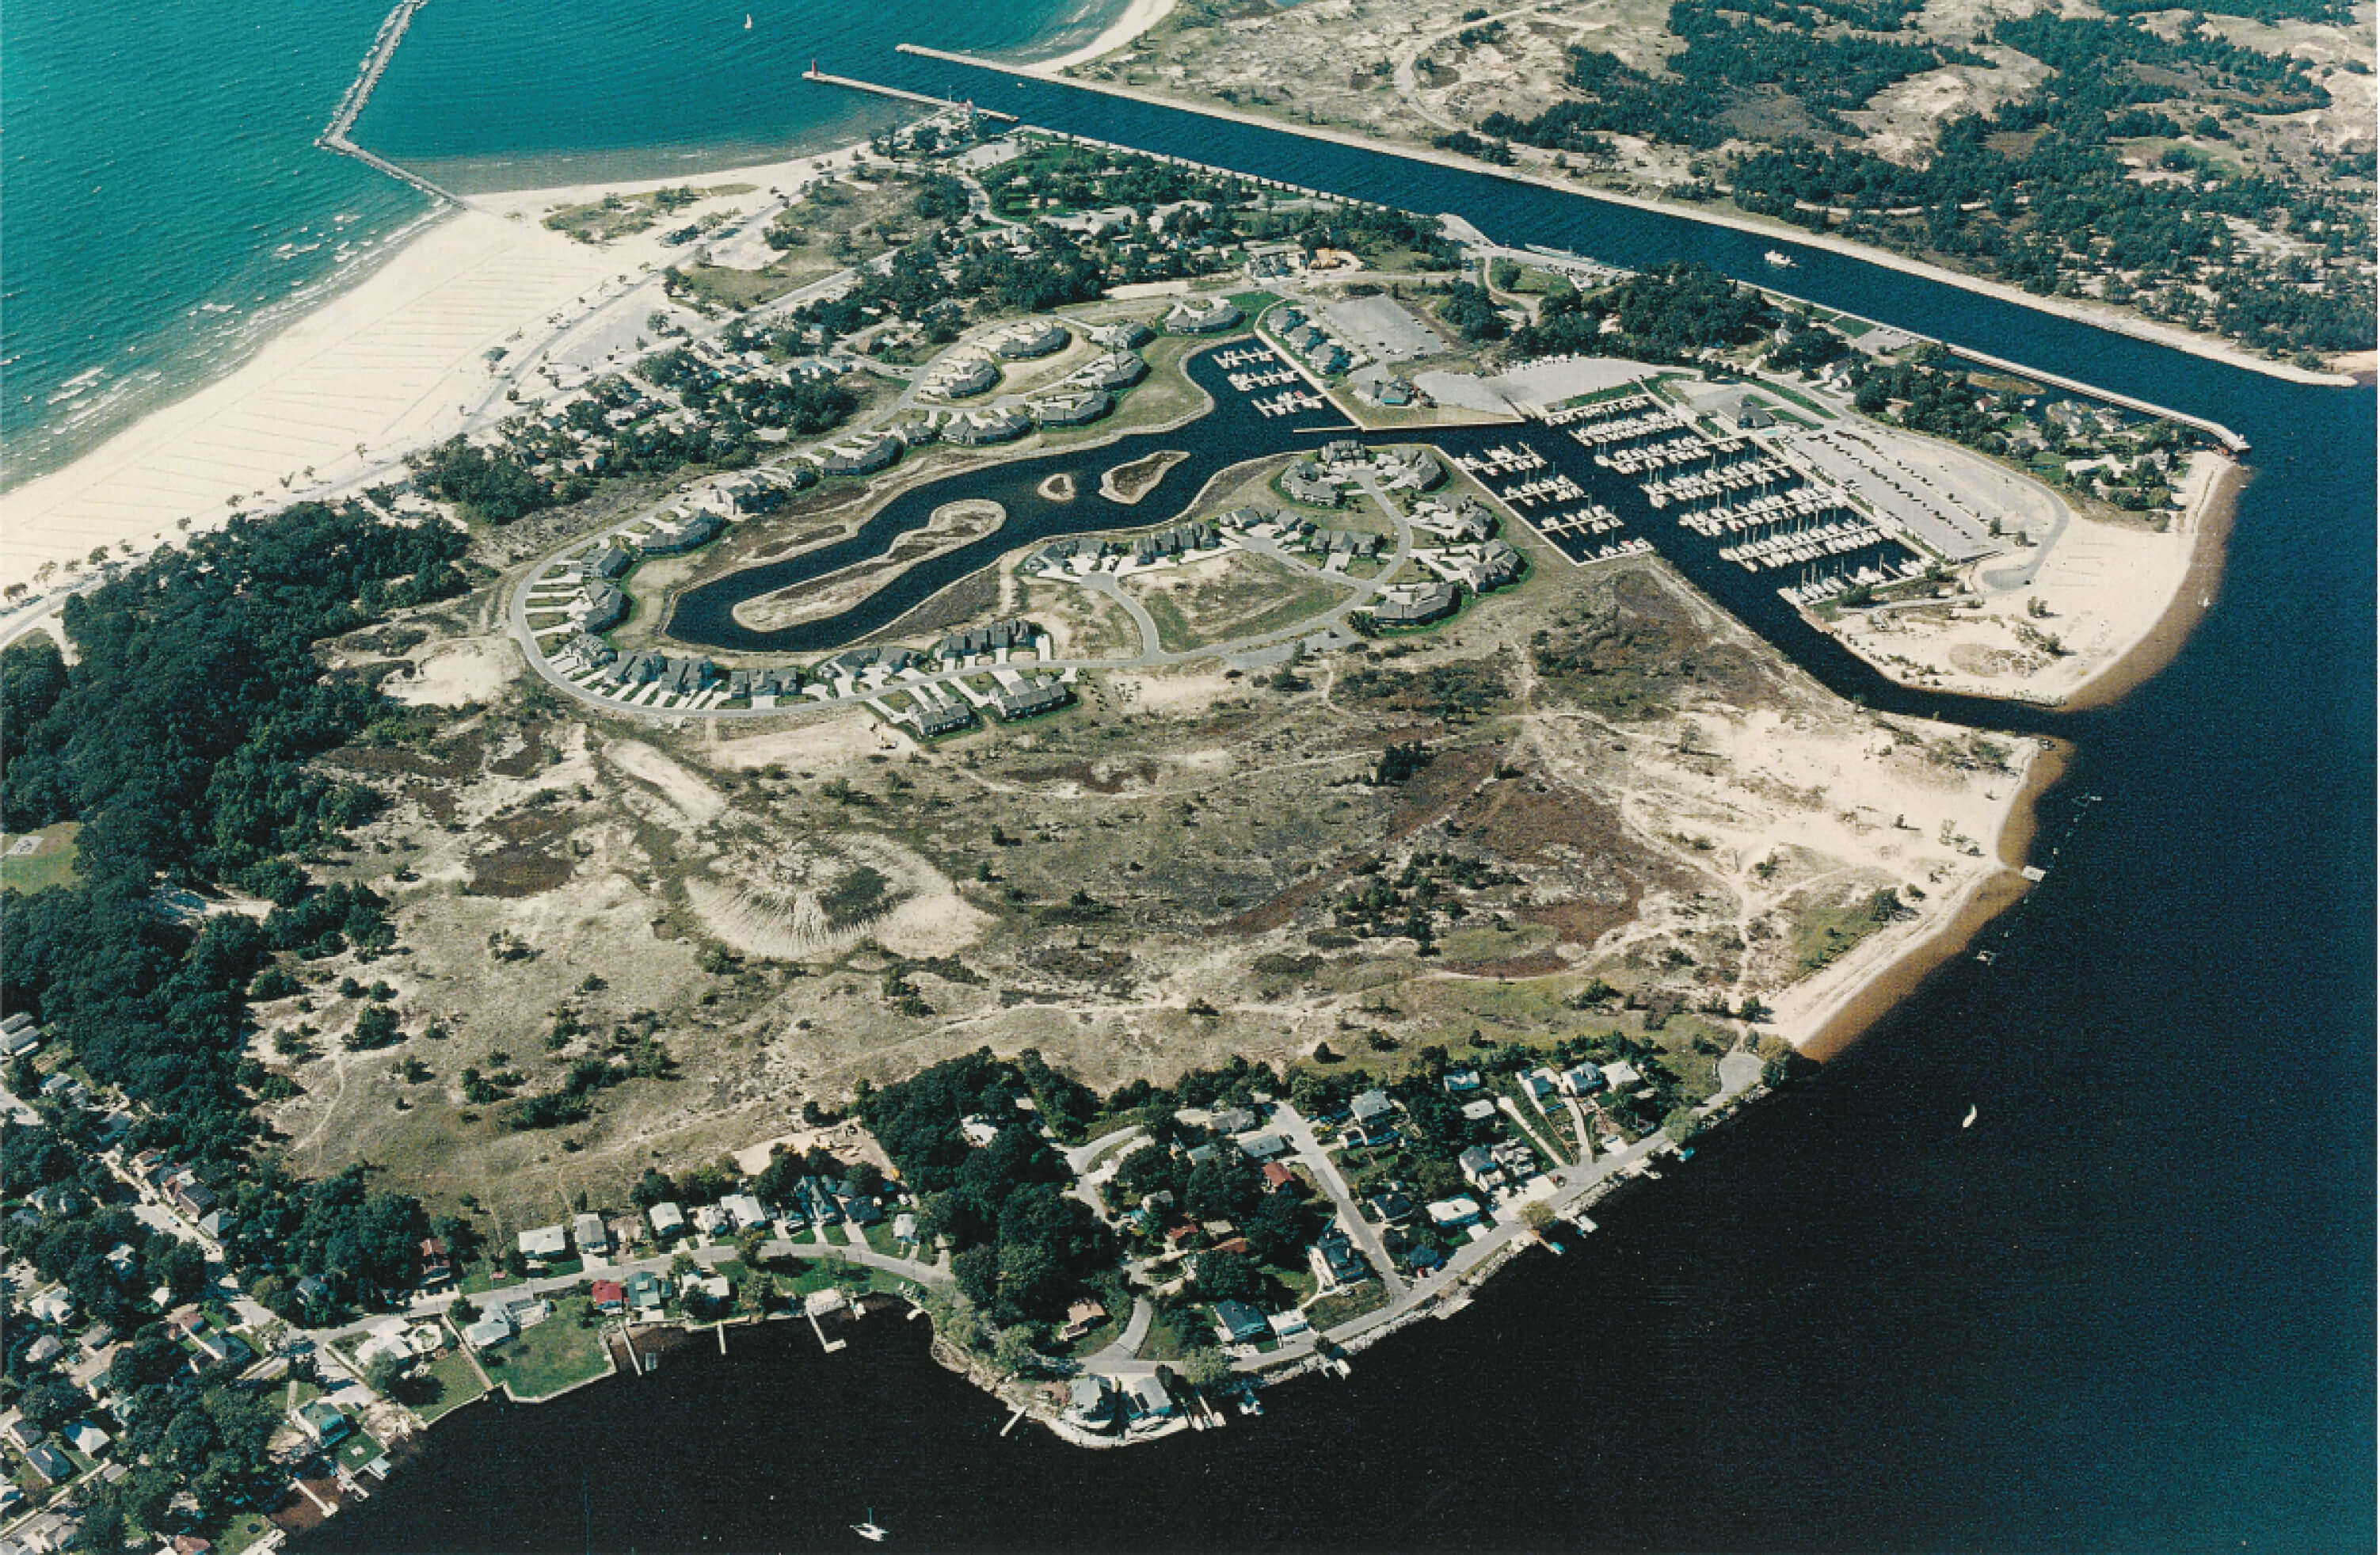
0,143,878,597
1792,735,2072,1062
2060,458,2247,714
1031,0,1177,72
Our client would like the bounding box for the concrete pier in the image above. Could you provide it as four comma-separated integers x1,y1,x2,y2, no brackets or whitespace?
801,67,1018,124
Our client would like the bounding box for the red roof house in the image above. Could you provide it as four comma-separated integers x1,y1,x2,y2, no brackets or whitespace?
589,1279,624,1313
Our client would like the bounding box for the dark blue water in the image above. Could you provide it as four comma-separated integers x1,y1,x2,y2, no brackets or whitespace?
307,66,2376,1554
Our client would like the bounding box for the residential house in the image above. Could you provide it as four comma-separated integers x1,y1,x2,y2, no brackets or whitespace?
518,1224,570,1263
1213,1299,1270,1345
22,1444,73,1485
990,675,1070,722
1364,1191,1415,1226
721,1193,770,1233
589,1280,625,1314
1558,1064,1605,1098
624,1271,668,1314
1064,1376,1118,1430
417,1238,452,1287
1279,463,1339,507
1308,1226,1368,1291
1164,297,1242,335
1268,1308,1312,1339
1458,1145,1507,1195
22,1335,63,1368
1259,1163,1297,1194
1088,319,1153,350
1599,1060,1642,1090
1209,1106,1259,1135
945,406,1030,446
1442,1069,1483,1096
461,1313,514,1351
1236,1132,1291,1162
297,1402,350,1445
988,320,1068,360
25,1288,73,1326
1350,1089,1398,1143
1029,388,1111,429
570,1212,611,1258
1060,1300,1108,1343
1426,1196,1483,1229
1124,1372,1177,1430
648,1201,687,1241
188,1330,250,1373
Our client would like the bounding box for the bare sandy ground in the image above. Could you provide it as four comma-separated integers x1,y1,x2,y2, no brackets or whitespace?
1833,451,2234,707
1034,0,1178,71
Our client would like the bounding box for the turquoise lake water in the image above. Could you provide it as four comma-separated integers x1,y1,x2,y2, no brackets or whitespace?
0,0,1125,488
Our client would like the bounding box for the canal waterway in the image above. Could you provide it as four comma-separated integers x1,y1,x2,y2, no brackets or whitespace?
307,62,2374,1553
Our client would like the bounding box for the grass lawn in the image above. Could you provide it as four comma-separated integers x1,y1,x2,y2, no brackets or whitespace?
482,1298,611,1401
409,1347,492,1424
1306,1280,1392,1329
859,1222,905,1259
333,1429,385,1472
1,821,80,895
219,1511,280,1553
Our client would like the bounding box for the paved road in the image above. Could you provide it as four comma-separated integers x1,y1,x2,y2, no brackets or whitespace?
1270,1101,1406,1299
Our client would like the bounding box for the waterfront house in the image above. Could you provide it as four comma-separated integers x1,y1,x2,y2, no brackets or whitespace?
1214,1299,1270,1345
1269,1308,1312,1339
1089,319,1153,350
1426,1196,1483,1229
519,1224,570,1264
946,406,1031,446
1071,351,1146,392
640,508,723,555
572,1213,610,1258
1065,1376,1118,1430
1030,388,1112,429
1407,1244,1447,1275
590,1280,625,1315
297,1403,350,1446
1365,1191,1415,1226
461,1313,513,1351
625,1271,667,1313
1125,1373,1177,1430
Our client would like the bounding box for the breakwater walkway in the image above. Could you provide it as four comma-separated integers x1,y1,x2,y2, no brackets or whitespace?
318,0,462,206
799,67,1018,124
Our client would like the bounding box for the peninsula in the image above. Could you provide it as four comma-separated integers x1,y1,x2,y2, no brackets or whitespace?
0,103,2243,1553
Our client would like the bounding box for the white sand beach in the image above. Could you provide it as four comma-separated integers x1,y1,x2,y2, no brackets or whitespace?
1034,0,1176,71
0,144,874,596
